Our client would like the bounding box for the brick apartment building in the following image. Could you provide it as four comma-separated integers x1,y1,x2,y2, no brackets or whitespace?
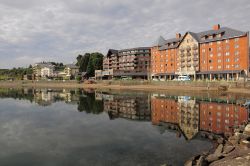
95,47,151,79
151,24,249,80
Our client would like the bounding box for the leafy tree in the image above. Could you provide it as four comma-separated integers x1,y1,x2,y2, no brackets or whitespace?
86,52,103,77
76,53,90,72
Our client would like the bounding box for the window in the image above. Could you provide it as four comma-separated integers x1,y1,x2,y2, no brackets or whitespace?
234,38,239,42
210,54,213,57
217,47,222,51
226,58,230,62
209,42,213,46
218,59,222,63
209,48,212,51
235,58,239,62
235,51,239,56
218,65,222,69
202,49,206,53
235,45,239,49
209,60,212,63
226,45,230,50
209,36,213,39
225,52,230,56
218,53,222,56
226,65,230,68
217,41,221,44
225,39,229,43
209,66,213,69
235,64,239,68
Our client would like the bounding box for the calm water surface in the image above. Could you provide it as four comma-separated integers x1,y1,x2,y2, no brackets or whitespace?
0,88,249,166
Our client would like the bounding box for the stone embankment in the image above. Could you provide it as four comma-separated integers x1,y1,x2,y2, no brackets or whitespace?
185,123,250,166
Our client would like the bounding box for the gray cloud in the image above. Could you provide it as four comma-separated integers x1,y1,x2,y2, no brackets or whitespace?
0,0,249,68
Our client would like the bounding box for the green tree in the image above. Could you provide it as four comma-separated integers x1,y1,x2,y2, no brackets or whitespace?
76,53,90,72
86,52,103,77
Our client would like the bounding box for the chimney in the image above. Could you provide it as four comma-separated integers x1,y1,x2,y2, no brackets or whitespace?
176,33,181,39
213,24,220,30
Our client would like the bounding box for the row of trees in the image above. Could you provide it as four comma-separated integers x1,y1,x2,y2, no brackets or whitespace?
76,52,103,77
0,66,33,80
0,52,104,80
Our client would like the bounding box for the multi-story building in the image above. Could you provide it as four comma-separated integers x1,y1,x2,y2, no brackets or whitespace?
64,64,79,78
96,47,151,79
33,62,55,79
151,24,249,80
151,34,182,80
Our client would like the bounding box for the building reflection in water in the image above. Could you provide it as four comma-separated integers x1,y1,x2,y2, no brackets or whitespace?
151,94,249,140
0,88,249,140
96,92,151,121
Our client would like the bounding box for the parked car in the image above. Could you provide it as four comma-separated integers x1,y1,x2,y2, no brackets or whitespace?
152,78,159,81
177,75,191,81
121,76,132,80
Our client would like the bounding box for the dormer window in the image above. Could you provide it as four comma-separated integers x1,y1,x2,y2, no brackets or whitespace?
216,33,221,38
209,35,213,39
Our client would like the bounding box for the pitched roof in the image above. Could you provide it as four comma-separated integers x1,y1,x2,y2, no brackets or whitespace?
152,36,166,47
159,36,183,50
193,27,247,43
65,64,79,69
156,26,248,51
34,62,54,68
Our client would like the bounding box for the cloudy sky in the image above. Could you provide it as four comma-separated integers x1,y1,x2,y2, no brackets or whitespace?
0,0,250,68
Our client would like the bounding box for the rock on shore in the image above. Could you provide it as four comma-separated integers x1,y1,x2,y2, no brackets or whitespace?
185,123,250,166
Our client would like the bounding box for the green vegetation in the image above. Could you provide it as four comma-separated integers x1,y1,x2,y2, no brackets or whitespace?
0,66,33,80
76,52,103,77
50,62,64,71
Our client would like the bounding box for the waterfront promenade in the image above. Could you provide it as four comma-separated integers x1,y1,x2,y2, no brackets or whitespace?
1,80,250,95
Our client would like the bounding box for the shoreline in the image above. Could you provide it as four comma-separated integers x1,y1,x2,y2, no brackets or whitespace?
0,80,250,94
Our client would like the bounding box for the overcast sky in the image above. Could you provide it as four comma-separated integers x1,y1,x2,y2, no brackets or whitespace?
0,0,250,68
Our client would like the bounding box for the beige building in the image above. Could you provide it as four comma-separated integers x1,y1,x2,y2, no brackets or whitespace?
33,62,55,79
64,64,79,78
177,32,199,79
177,96,199,140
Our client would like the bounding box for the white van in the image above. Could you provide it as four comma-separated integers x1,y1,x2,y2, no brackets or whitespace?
177,75,191,81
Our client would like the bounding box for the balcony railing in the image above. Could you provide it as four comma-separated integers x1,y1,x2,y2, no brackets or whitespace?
192,44,198,50
186,46,191,51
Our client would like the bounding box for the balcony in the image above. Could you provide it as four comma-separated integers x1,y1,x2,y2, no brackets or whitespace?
193,57,199,61
187,52,191,56
180,53,185,57
180,48,185,52
192,44,198,50
193,51,198,55
193,63,199,67
187,58,191,62
186,46,191,51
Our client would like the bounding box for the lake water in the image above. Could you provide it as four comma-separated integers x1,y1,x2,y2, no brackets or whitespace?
0,88,249,166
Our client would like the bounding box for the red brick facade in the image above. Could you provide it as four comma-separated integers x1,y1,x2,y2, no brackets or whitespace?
151,25,249,80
